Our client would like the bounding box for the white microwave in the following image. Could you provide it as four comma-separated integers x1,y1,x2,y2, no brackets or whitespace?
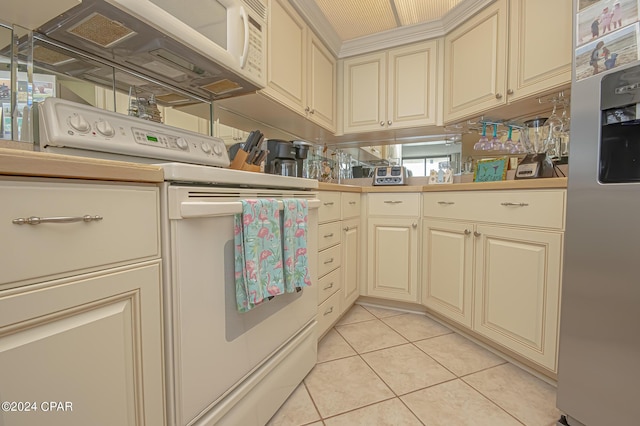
36,0,267,99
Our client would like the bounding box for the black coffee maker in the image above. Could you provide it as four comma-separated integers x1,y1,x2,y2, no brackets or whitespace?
265,140,310,177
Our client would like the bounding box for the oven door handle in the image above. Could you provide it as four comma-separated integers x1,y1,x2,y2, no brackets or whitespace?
179,199,321,219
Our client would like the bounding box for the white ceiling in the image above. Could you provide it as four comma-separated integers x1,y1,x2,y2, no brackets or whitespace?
289,0,495,58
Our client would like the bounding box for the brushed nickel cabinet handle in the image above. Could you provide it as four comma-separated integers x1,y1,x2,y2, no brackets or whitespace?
12,215,103,225
383,200,403,204
437,201,455,205
323,282,334,290
324,306,334,316
412,223,418,229
323,258,334,264
324,233,334,238
323,202,335,206
349,201,357,205
501,202,529,207
495,93,503,99
474,231,482,237
343,226,350,232
507,89,514,95
464,229,471,235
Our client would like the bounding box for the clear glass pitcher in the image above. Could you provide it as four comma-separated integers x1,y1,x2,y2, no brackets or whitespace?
523,118,551,154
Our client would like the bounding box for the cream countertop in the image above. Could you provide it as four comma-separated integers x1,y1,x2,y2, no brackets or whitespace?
0,148,164,183
319,177,567,192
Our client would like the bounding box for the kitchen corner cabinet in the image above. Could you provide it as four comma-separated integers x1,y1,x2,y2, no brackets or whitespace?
343,40,441,133
443,0,571,123
366,193,421,303
422,190,565,372
265,0,336,132
0,178,165,425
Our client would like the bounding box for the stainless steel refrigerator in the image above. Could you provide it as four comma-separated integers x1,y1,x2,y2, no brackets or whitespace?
556,48,640,426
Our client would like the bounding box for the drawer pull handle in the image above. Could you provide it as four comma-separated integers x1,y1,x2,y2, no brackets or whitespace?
438,201,455,205
324,306,334,316
12,215,103,225
383,200,403,204
464,229,471,235
501,202,529,207
323,282,334,290
324,233,334,238
323,258,334,264
323,202,335,206
349,201,357,205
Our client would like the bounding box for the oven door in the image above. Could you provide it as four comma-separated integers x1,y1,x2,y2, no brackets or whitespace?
163,185,319,426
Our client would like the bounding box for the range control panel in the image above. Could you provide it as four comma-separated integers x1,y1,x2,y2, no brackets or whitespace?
373,166,407,186
37,98,230,167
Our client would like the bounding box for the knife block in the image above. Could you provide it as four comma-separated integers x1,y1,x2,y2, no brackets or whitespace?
229,149,261,172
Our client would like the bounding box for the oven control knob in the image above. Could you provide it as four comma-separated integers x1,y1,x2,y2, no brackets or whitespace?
212,144,224,156
176,137,189,150
200,141,212,154
95,120,115,137
69,114,90,133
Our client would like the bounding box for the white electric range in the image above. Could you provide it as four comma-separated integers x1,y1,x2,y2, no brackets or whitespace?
37,98,320,426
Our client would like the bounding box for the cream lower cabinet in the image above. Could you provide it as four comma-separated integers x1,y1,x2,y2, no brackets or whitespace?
0,178,164,425
422,219,474,328
474,224,562,370
341,192,361,308
316,191,343,338
366,193,420,303
422,190,565,373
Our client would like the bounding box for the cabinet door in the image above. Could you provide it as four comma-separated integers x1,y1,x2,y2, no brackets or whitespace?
0,262,165,426
388,40,439,128
507,0,572,101
473,225,562,371
444,0,508,123
367,217,419,302
308,32,336,132
342,217,361,308
266,0,306,113
343,51,386,133
422,219,474,328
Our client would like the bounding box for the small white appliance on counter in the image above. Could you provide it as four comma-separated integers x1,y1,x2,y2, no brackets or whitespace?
36,97,320,426
372,165,407,185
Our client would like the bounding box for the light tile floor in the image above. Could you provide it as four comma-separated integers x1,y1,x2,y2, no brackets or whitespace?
268,304,561,426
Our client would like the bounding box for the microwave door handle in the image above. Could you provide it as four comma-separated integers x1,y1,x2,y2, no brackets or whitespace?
240,6,250,69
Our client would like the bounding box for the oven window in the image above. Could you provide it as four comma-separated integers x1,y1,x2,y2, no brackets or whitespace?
150,0,228,49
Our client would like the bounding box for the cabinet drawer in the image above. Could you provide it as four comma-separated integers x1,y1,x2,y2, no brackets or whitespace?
318,244,341,278
368,193,420,216
1,180,160,287
422,190,566,229
318,192,341,223
341,193,361,219
319,221,342,251
318,268,341,304
317,290,341,338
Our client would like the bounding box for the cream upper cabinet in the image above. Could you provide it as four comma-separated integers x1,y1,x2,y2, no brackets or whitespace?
343,40,441,133
444,0,571,123
422,219,474,328
265,0,336,132
507,0,572,102
444,0,508,123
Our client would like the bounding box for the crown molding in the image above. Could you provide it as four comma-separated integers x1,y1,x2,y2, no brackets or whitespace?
288,0,343,56
288,0,496,59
